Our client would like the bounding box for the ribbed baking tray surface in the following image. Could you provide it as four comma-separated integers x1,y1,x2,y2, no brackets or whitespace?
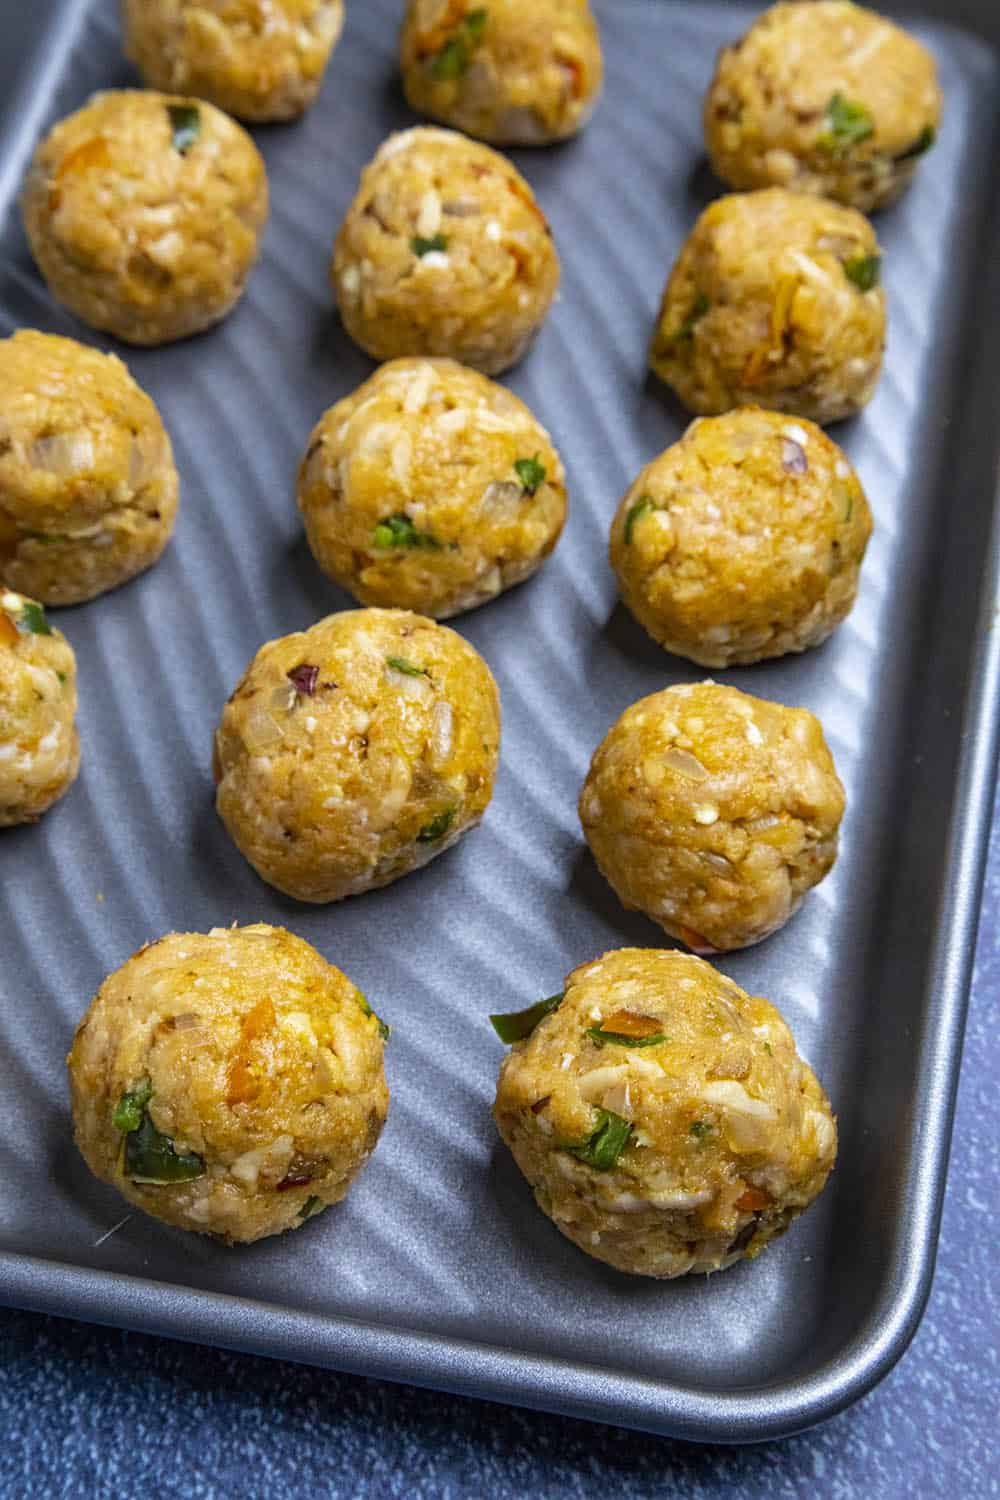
1,0,999,1443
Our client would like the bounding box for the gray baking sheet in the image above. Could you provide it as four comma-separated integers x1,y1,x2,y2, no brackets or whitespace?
1,0,999,1443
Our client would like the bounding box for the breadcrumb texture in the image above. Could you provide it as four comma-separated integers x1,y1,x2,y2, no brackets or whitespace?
332,127,560,375
610,408,872,667
122,0,345,122
298,357,567,619
400,0,603,145
0,591,79,825
494,947,837,1278
649,188,886,425
68,924,389,1243
704,1,941,213
22,90,268,345
0,331,178,604
579,681,844,951
214,608,501,902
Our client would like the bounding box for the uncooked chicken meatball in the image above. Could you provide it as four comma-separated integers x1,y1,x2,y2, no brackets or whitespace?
22,90,268,344
214,608,501,902
122,0,346,123
579,682,844,952
610,408,872,667
298,358,567,618
68,924,389,1243
0,331,178,604
400,0,603,145
704,1,941,213
332,127,560,375
649,189,885,425
0,591,79,826
493,947,837,1278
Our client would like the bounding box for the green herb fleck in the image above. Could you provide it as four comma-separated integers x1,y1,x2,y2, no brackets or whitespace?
113,1076,153,1135
843,254,881,292
624,495,654,544
763,1041,774,1056
430,7,488,79
417,806,456,843
124,1113,205,1184
490,993,564,1044
689,1120,713,1140
298,1194,322,1219
671,290,709,343
386,655,429,678
895,124,936,162
464,7,488,40
356,988,391,1042
561,1108,632,1171
817,94,874,152
57,671,67,685
16,600,53,636
514,455,546,494
586,1026,667,1049
168,103,201,155
372,513,441,550
411,233,449,257
843,493,854,523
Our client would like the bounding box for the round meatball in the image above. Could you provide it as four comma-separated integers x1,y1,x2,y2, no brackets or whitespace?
579,682,844,952
332,127,560,376
122,0,346,123
400,0,603,146
0,332,178,604
22,90,268,345
704,1,941,214
649,189,885,426
214,608,501,902
493,948,837,1278
67,924,389,1243
610,408,872,667
0,591,79,825
298,358,567,619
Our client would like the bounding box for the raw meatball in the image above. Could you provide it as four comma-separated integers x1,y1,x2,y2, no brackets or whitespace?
0,331,178,604
332,127,560,376
67,924,389,1243
493,947,837,1278
0,591,79,825
214,608,501,902
298,358,567,619
400,0,603,146
649,189,885,426
610,408,872,667
579,682,844,952
122,0,346,123
22,90,268,345
704,1,941,214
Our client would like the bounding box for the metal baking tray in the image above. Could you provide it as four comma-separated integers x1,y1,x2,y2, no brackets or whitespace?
1,0,999,1444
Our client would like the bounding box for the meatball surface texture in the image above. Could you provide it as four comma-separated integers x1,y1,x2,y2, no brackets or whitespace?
0,591,79,825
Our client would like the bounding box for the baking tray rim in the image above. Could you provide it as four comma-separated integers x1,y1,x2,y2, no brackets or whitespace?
1,0,999,1446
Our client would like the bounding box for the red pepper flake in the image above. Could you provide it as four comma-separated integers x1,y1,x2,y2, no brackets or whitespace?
276,1172,314,1192
287,664,319,696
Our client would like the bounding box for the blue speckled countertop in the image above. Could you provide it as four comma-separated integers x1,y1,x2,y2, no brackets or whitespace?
2,811,996,1497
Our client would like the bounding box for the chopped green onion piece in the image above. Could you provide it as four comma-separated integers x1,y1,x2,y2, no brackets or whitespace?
763,1041,774,1056
689,1120,713,1140
843,254,881,292
125,1113,205,1184
586,1027,667,1049
372,513,441,550
624,495,654,544
57,671,67,685
417,806,456,843
490,993,564,1043
168,103,201,155
356,988,391,1042
411,233,448,257
671,290,709,343
561,1108,632,1171
386,655,429,677
298,1194,322,1219
843,493,854,523
895,124,936,162
430,7,488,79
817,94,874,151
464,7,488,40
113,1076,153,1135
16,600,53,636
514,455,546,494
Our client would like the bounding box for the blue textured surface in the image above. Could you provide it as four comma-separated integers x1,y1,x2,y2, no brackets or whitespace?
2,797,996,1495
